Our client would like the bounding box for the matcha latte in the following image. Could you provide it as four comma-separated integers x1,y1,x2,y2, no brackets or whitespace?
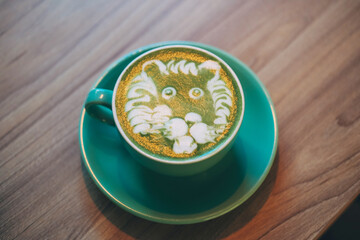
114,46,243,159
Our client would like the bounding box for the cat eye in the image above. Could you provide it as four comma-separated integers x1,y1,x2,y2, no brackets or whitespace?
162,87,176,99
189,88,204,99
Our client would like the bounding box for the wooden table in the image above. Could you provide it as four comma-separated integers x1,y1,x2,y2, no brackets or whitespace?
1,0,359,239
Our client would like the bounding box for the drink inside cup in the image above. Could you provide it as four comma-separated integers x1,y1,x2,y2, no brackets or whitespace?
114,46,243,161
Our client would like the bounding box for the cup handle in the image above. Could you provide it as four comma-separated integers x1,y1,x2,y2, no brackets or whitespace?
85,89,115,126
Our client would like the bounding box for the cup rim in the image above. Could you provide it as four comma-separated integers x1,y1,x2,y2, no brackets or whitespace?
112,45,245,165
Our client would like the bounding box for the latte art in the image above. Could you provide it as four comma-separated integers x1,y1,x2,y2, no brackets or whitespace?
115,47,241,158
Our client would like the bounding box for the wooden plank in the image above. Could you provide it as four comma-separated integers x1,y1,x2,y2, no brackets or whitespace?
1,0,359,239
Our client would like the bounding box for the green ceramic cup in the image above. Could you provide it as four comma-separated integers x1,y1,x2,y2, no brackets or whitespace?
85,45,245,176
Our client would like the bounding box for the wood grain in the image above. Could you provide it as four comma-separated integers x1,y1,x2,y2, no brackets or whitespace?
1,0,359,239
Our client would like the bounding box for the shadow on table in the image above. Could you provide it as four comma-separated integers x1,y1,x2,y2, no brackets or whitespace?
319,195,360,240
81,149,279,239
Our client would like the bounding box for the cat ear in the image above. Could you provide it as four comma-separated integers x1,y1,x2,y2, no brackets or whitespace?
167,60,198,75
142,60,169,75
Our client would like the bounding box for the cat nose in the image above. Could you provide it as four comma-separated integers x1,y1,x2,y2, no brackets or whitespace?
185,112,202,123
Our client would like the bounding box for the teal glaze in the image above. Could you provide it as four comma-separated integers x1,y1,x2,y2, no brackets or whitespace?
79,41,278,224
122,134,235,176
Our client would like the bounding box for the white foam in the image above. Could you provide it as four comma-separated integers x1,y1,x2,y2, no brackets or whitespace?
185,112,202,123
190,123,218,144
173,136,197,154
163,118,188,140
164,118,188,140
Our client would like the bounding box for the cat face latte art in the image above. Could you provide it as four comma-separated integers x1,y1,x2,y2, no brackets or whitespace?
114,46,244,159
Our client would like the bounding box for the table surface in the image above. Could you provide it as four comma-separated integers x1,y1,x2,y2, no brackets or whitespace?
1,0,360,239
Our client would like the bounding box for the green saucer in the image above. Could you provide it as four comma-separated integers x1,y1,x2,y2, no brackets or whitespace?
79,41,278,224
